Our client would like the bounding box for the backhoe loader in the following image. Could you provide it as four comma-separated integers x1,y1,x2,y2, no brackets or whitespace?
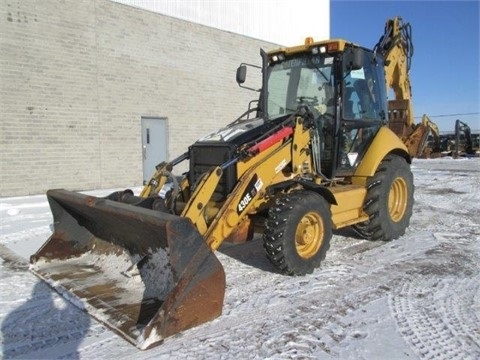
31,17,416,349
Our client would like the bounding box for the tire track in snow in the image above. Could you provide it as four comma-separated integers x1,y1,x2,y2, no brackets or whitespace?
132,237,442,358
390,275,480,359
389,234,480,360
174,233,480,359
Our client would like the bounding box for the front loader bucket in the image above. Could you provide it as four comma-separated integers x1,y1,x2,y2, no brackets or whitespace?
30,189,226,350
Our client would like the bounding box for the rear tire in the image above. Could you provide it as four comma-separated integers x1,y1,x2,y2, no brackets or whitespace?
263,191,332,275
353,154,414,241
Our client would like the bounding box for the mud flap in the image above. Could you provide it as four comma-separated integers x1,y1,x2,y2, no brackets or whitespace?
30,189,226,350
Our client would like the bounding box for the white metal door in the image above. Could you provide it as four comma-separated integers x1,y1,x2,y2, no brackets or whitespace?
141,117,167,184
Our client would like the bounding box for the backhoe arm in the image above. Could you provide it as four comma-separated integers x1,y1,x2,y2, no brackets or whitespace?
375,16,414,123
375,17,439,158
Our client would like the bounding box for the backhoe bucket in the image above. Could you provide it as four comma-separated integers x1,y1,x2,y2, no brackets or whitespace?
30,189,226,350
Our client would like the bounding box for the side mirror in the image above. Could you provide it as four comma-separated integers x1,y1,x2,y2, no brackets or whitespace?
236,63,261,91
345,47,363,70
236,65,247,85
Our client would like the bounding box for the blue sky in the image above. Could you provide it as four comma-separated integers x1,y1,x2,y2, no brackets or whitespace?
330,0,480,132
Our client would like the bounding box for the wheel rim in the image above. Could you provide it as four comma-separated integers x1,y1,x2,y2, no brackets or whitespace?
295,212,324,259
388,176,408,222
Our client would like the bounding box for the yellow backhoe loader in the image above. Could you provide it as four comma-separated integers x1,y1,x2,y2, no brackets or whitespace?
31,17,417,349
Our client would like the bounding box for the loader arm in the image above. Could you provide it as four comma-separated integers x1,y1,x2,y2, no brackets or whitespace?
135,115,311,249
204,117,313,250
375,17,439,157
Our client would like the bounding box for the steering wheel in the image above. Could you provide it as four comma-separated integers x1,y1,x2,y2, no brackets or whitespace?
296,96,319,106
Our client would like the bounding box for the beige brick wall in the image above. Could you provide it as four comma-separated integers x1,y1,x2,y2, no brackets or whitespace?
0,0,277,196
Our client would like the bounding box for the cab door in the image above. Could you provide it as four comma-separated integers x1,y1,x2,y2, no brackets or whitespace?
336,48,387,176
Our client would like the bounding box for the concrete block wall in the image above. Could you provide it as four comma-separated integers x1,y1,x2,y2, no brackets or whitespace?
0,0,277,196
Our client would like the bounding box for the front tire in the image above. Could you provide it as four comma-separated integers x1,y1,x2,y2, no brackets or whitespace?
353,154,414,241
263,191,332,275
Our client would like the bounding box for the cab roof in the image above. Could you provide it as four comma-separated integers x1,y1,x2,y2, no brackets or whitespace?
267,38,363,56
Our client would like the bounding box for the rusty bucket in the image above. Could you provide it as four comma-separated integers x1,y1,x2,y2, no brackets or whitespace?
30,189,225,350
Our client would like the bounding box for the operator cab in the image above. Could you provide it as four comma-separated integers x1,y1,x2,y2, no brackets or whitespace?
241,41,388,180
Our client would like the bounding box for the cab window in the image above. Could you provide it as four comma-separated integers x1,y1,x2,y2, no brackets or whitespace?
343,55,384,121
337,49,385,173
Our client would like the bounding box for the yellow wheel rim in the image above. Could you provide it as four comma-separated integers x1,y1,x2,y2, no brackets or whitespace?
295,212,324,259
388,176,408,222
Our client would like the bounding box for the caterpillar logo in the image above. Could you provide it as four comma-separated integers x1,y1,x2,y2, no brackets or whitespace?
236,175,263,214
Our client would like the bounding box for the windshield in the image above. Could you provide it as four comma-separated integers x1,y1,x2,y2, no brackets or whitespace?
266,54,335,120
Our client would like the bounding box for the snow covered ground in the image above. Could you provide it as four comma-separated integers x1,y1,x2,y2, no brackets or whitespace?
1,157,479,359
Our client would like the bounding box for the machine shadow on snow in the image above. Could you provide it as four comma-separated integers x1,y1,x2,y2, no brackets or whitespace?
1,281,90,359
333,227,366,240
218,236,280,274
217,227,376,274
216,227,374,273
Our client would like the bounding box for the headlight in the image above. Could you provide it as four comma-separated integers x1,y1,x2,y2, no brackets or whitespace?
311,46,327,55
271,53,285,63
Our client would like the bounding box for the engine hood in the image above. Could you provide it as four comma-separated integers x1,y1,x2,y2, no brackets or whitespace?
196,117,267,146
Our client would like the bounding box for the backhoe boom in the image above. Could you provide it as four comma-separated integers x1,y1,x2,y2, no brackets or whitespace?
375,17,439,157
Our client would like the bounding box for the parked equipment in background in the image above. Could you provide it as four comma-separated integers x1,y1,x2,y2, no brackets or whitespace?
453,119,476,157
432,120,479,157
